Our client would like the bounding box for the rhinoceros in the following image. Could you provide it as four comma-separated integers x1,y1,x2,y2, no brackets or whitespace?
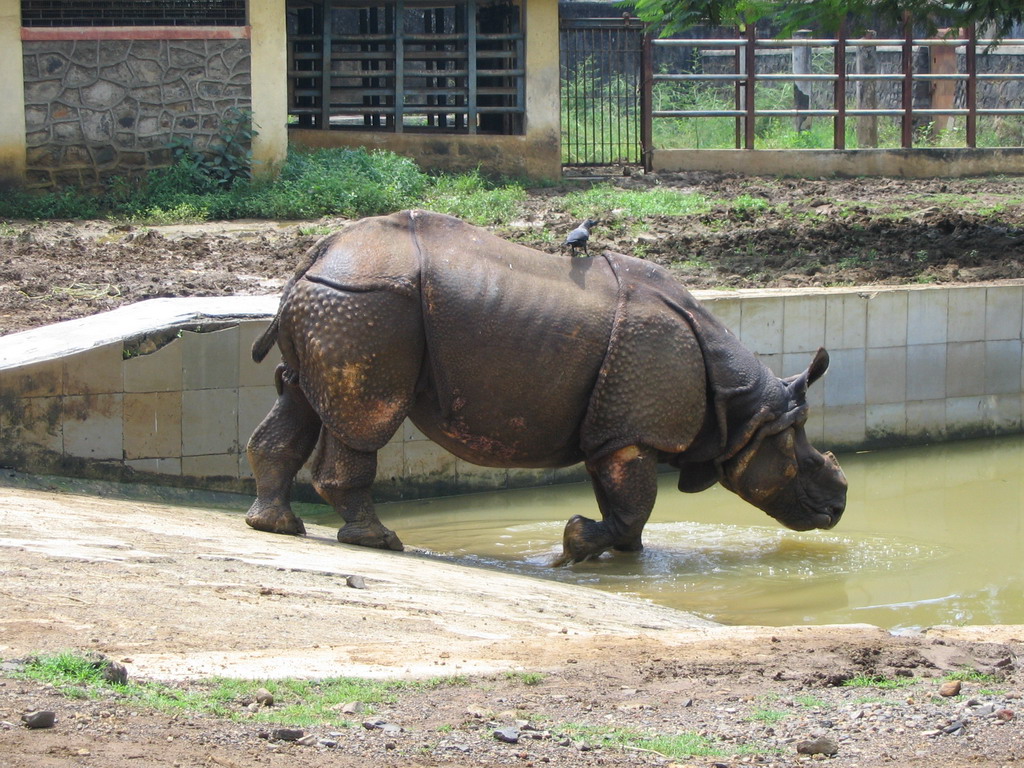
246,210,847,564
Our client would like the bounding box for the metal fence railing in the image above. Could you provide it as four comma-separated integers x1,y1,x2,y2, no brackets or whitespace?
642,19,1024,162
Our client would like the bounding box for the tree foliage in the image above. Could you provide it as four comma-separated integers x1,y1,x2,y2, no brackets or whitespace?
627,0,1024,38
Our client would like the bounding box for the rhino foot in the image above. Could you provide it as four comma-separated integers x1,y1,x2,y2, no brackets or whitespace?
337,523,404,552
246,501,306,536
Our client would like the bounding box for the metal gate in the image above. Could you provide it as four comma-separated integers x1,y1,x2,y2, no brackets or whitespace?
559,16,646,168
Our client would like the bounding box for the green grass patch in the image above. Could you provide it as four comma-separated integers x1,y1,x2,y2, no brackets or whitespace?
558,183,711,221
561,723,764,758
842,674,916,690
16,651,470,727
504,671,545,686
943,667,999,684
729,194,771,216
746,707,789,724
422,170,527,225
792,694,830,708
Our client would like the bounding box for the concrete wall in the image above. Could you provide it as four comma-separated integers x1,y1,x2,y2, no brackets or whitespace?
3,282,1024,502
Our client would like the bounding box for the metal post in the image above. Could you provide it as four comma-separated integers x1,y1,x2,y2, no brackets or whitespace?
395,0,404,132
792,29,811,132
320,2,332,130
902,12,914,148
930,28,957,141
834,21,846,149
734,41,742,148
966,24,977,147
467,0,477,134
641,31,653,172
856,30,878,148
745,23,756,149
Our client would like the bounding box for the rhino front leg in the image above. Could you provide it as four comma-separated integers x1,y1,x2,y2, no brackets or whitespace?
556,445,658,565
314,432,404,552
246,365,322,535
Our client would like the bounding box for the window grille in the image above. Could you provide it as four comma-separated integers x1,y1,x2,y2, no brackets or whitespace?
20,1,247,27
288,0,524,134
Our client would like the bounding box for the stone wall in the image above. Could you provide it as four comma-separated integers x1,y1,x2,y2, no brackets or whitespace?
22,38,251,190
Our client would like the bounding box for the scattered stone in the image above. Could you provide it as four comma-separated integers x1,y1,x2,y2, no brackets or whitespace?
796,735,839,756
21,710,55,729
465,706,493,719
296,734,318,746
942,720,966,735
254,688,274,707
385,741,397,750
995,709,1015,722
319,738,339,748
271,727,305,742
346,575,366,589
939,680,962,697
494,727,520,744
339,701,363,715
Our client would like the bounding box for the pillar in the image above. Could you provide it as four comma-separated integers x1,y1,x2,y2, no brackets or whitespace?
249,0,288,176
0,0,26,187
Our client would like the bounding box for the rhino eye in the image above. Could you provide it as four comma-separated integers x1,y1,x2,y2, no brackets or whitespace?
800,454,824,472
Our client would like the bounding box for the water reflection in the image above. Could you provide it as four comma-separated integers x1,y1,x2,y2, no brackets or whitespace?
310,435,1024,629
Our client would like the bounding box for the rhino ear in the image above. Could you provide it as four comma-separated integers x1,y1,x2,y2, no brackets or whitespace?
807,347,830,386
677,461,720,493
788,347,830,397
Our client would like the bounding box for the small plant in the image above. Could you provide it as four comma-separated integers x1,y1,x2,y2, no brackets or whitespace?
944,667,998,684
731,194,771,216
505,671,545,686
793,694,829,708
842,674,916,690
167,107,256,189
747,707,789,724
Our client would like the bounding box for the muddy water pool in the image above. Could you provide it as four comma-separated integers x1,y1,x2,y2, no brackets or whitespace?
322,436,1024,630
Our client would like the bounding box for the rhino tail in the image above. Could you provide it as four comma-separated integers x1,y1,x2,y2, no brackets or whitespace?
251,315,280,363
250,232,341,363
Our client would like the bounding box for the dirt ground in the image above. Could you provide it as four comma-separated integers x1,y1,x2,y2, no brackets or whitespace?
2,172,1024,336
0,475,1021,768
1,173,1023,766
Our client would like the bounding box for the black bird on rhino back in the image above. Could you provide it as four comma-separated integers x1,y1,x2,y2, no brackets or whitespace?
563,218,597,255
246,210,847,564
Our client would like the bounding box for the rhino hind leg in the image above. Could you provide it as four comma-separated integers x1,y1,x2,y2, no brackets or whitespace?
314,432,404,552
555,446,658,566
246,364,323,536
